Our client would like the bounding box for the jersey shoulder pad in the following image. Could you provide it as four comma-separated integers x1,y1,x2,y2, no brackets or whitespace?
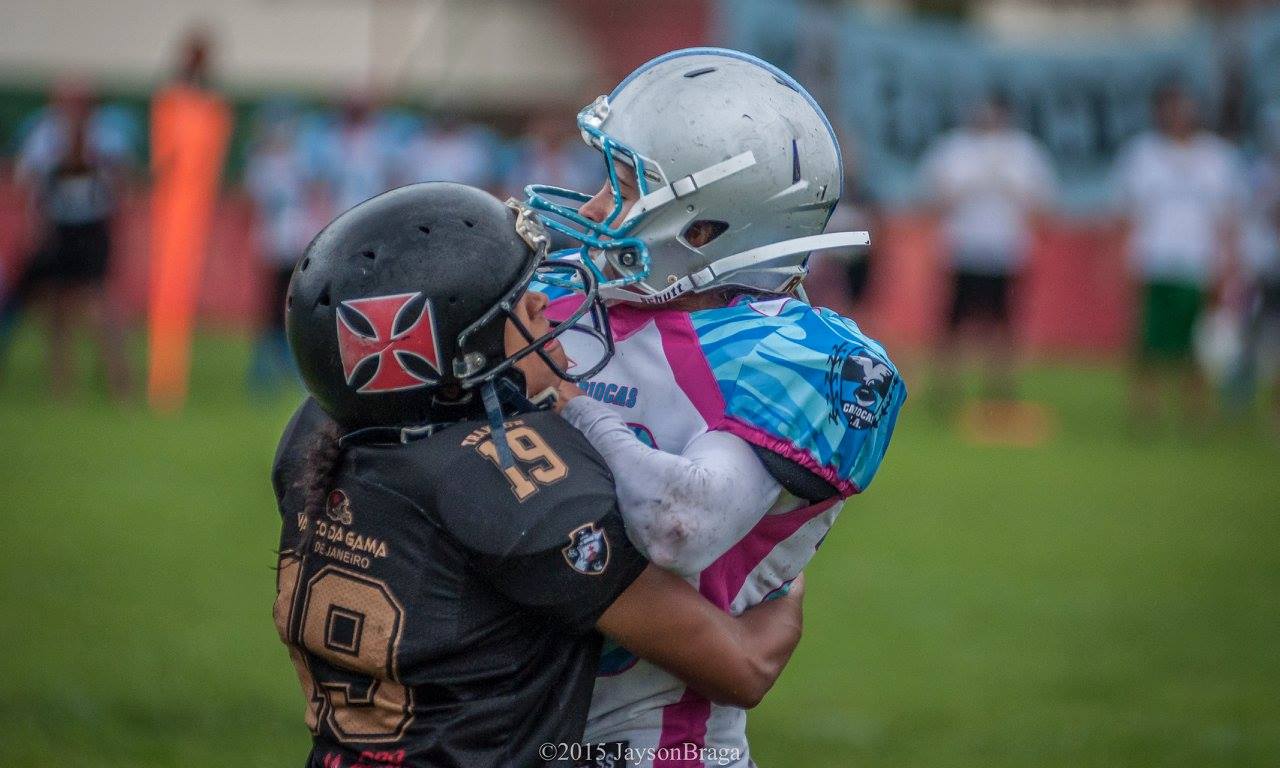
418,411,620,560
691,296,906,495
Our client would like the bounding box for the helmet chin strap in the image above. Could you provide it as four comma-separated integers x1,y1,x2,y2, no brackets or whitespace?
338,377,544,455
480,381,515,467
605,230,871,305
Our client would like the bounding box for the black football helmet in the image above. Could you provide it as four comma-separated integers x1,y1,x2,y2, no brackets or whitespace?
286,182,611,431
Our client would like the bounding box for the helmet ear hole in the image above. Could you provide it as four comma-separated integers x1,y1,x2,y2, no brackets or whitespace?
681,219,729,248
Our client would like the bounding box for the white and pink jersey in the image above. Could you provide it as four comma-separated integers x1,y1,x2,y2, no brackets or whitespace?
550,298,846,768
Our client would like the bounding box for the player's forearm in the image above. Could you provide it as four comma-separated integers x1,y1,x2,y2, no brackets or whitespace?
600,566,804,709
560,395,701,569
707,579,804,708
560,395,777,575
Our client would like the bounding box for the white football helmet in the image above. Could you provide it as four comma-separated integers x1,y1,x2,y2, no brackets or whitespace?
526,47,867,304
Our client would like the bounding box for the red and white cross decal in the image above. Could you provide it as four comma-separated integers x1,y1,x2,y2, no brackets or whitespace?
335,292,442,393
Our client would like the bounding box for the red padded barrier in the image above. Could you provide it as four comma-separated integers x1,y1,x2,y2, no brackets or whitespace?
0,185,1133,356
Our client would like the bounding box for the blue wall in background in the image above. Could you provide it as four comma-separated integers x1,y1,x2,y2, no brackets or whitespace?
720,0,1280,211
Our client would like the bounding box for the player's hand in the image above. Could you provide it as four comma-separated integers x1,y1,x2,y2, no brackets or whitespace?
785,572,805,604
599,565,805,709
771,572,805,631
552,379,583,413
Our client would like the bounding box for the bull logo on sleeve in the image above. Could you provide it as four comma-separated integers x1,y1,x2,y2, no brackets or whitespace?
827,344,896,429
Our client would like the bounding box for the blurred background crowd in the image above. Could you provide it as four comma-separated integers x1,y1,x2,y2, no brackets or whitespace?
0,23,603,404
1,0,1280,436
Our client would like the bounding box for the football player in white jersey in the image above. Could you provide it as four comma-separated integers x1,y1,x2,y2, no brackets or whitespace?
524,48,906,768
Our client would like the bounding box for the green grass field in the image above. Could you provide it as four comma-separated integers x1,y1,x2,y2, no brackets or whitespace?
1,330,1278,767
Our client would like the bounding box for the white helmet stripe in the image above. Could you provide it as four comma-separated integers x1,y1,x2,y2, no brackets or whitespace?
604,230,869,305
625,150,757,224
687,230,871,289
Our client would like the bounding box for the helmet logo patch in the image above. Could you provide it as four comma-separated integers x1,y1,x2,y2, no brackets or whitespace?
336,292,442,393
326,489,354,525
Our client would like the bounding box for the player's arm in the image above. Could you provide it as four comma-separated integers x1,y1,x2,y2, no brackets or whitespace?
446,420,802,709
597,566,804,709
558,393,782,576
470,492,804,710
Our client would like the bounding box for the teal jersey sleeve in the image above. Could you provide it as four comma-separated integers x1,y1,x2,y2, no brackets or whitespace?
690,296,906,495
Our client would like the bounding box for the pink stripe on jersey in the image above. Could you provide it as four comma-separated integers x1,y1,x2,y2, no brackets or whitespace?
546,299,724,425
600,303,659,341
652,497,841,761
698,496,840,610
654,311,725,427
545,297,667,342
717,416,859,498
653,689,712,768
545,294,583,323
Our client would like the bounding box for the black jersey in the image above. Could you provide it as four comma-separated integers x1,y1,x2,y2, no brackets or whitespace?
271,399,647,768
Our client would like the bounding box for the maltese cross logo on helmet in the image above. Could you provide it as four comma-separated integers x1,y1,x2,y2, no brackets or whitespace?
336,292,442,393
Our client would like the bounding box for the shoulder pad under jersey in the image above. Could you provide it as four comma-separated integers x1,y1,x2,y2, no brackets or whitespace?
690,296,905,496
409,410,621,559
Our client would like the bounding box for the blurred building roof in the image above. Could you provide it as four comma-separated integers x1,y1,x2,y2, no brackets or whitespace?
0,0,598,108
855,0,1277,39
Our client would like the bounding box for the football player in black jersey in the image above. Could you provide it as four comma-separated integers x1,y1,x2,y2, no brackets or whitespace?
272,182,805,768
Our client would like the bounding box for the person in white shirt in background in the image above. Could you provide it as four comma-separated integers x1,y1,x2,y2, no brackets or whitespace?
1239,103,1280,431
920,90,1055,412
315,91,397,214
502,112,598,201
244,100,322,394
1112,80,1245,431
2,80,135,399
399,116,497,192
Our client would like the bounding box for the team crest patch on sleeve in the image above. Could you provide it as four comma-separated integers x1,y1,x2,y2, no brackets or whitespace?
562,523,610,576
827,343,897,429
